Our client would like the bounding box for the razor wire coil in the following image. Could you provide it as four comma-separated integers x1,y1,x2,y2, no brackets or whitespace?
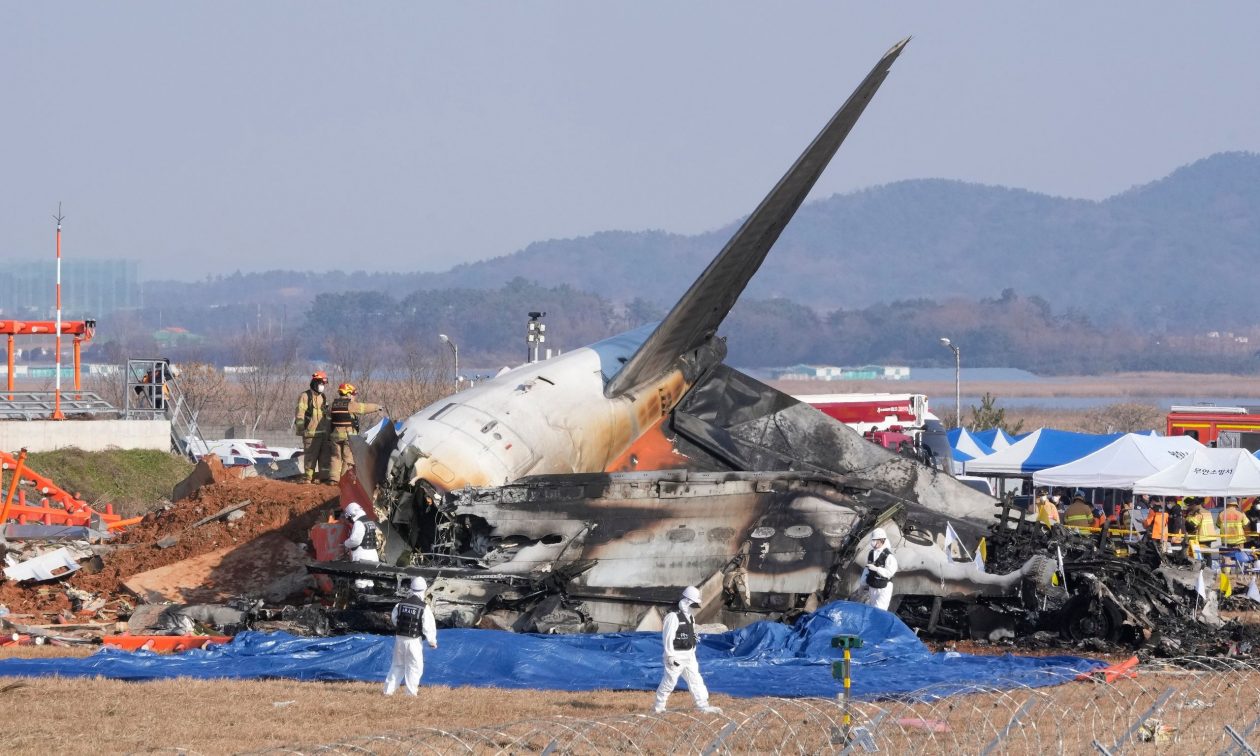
247,657,1260,755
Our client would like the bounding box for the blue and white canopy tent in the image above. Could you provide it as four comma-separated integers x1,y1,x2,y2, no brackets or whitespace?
973,428,1017,451
965,429,1126,477
947,428,995,474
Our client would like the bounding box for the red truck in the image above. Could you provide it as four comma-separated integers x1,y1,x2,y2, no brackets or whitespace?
794,392,950,466
1166,405,1260,450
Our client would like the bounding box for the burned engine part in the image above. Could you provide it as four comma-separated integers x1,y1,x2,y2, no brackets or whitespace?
307,556,597,632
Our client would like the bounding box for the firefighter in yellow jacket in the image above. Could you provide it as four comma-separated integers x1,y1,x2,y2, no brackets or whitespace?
295,371,332,483
1218,497,1247,547
1063,494,1093,533
329,383,382,483
1186,500,1220,548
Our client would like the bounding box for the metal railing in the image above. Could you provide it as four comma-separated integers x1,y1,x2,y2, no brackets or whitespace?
0,391,115,420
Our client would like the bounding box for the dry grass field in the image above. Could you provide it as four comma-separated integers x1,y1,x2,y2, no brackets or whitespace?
1,645,1257,754
0,669,705,755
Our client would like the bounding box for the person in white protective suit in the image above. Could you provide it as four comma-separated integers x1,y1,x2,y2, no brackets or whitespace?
383,576,438,696
859,527,898,611
342,502,381,590
652,586,722,714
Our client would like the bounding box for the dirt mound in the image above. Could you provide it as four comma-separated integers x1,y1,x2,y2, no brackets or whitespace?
1,479,338,616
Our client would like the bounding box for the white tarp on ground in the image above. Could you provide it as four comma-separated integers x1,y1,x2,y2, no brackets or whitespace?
1132,447,1260,497
1032,433,1205,489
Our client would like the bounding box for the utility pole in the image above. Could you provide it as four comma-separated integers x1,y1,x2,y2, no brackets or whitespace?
52,204,65,420
439,334,460,391
939,337,961,428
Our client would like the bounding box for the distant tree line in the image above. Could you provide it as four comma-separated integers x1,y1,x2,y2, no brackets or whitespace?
87,280,1258,377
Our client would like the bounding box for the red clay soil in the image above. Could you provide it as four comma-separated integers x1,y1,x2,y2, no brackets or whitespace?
1,479,338,616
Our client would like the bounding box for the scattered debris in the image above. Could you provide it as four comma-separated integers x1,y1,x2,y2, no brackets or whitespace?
192,499,252,528
1138,719,1176,743
3,548,82,582
3,524,92,541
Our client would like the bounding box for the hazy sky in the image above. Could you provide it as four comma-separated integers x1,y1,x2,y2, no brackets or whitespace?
2,3,1257,280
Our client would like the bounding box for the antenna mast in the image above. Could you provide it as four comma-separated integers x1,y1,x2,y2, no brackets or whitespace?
52,203,65,420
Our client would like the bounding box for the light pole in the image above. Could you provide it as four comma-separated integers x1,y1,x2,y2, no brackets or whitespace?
939,337,961,428
439,334,460,391
526,311,546,363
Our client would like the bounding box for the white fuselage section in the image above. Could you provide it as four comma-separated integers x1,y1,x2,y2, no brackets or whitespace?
392,325,685,492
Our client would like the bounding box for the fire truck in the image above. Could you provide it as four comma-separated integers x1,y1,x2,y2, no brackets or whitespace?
1166,405,1260,450
794,392,951,468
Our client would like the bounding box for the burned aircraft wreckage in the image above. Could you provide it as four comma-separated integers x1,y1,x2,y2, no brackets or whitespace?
311,38,1222,650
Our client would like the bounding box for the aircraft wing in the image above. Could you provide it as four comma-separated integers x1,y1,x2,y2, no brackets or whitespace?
605,37,910,398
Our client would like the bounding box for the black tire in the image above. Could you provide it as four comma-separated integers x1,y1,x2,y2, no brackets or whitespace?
1063,594,1118,642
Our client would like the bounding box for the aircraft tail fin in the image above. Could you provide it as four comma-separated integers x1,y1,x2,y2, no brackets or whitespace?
605,38,909,398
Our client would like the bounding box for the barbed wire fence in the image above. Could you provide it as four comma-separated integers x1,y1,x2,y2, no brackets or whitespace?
248,656,1260,755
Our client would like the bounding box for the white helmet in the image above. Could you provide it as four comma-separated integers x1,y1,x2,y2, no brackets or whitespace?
681,585,702,607
410,576,427,595
344,502,365,520
870,527,889,543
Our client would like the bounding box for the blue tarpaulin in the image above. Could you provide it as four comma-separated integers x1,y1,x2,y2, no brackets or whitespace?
0,602,1099,699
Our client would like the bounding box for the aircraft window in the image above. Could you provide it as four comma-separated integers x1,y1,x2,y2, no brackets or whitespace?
750,526,776,539
667,527,697,543
784,525,813,539
707,527,735,542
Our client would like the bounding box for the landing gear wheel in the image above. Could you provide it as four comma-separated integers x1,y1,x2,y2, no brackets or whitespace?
1025,555,1057,589
1063,594,1120,642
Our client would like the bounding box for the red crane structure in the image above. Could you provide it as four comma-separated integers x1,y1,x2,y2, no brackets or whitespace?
0,319,96,404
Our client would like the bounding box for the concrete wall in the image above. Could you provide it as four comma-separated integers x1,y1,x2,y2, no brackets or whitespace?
0,419,171,453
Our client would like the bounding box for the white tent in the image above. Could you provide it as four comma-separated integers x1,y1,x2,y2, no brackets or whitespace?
1132,447,1260,497
964,429,1124,476
1032,433,1205,489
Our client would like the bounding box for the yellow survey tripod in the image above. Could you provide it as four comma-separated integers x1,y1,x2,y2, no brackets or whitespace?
832,634,864,743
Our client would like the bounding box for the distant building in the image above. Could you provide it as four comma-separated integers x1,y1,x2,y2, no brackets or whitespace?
0,259,142,318
154,327,202,348
776,364,909,381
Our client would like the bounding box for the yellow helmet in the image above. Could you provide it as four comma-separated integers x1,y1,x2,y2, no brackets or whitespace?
338,383,356,396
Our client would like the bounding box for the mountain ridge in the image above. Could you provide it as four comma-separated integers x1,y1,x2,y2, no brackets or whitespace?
147,151,1260,329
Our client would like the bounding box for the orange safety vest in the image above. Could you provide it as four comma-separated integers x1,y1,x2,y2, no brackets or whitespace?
1144,510,1167,540
1219,506,1247,546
